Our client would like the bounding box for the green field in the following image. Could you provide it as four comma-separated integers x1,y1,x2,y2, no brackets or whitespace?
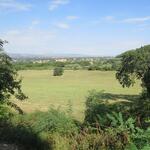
14,70,141,120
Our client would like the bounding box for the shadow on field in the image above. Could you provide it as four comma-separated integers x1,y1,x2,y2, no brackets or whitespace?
96,92,139,102
84,91,141,125
0,121,52,150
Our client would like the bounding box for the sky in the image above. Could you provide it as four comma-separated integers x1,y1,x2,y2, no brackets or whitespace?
0,0,150,56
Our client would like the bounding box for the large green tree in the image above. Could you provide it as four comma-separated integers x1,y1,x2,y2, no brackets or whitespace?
0,39,27,114
116,45,150,127
116,45,150,97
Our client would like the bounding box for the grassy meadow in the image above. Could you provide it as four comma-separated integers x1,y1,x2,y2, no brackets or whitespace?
14,70,141,120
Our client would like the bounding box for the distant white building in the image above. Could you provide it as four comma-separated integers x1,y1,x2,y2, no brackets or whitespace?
33,60,50,64
55,58,67,62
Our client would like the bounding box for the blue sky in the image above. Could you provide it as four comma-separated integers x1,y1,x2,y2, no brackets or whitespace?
0,0,150,56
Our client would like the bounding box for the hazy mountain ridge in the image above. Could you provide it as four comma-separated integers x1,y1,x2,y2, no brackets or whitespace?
8,53,114,60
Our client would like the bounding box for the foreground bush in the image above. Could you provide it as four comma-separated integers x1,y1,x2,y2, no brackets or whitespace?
12,108,78,133
23,108,78,135
1,91,150,149
84,90,150,149
0,116,52,150
0,104,12,123
49,126,150,150
0,107,78,150
84,90,120,127
48,129,129,150
0,101,150,150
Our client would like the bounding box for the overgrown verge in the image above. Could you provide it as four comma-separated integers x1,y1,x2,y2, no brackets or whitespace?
1,90,150,150
83,90,150,150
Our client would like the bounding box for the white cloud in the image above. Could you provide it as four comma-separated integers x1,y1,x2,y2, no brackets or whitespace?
29,20,40,30
66,16,79,20
103,16,115,21
103,16,150,24
122,16,150,23
49,0,69,11
1,28,149,56
6,30,20,35
55,23,70,29
92,16,116,25
2,29,56,54
0,0,32,12
31,20,40,26
133,23,150,32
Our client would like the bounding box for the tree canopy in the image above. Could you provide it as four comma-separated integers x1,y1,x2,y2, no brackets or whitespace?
0,39,27,113
116,45,150,97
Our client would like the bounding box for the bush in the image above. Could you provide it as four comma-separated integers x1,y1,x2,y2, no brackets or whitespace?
53,67,64,76
88,65,100,71
0,121,52,150
0,109,51,150
84,90,150,149
68,128,130,150
0,104,13,125
0,108,78,149
13,108,78,136
84,90,119,127
32,109,78,135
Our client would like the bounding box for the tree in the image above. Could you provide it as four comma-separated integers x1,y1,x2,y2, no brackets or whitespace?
116,45,150,127
0,39,27,114
116,45,150,97
53,67,64,76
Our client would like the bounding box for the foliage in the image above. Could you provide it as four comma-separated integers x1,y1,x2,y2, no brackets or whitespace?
67,128,130,150
0,107,78,149
1,40,150,149
54,61,65,67
84,90,150,149
0,119,52,150
32,109,78,135
116,45,150,97
116,45,150,128
53,67,64,76
0,39,27,112
13,108,78,135
0,90,149,150
84,90,119,127
13,58,120,71
0,104,12,123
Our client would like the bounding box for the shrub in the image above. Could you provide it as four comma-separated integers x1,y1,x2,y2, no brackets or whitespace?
88,65,100,71
0,121,52,150
0,104,13,125
32,109,78,135
13,108,78,136
73,64,81,70
53,67,64,76
84,90,120,127
84,90,150,149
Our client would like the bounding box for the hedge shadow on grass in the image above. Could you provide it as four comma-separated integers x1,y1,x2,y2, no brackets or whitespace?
0,121,52,150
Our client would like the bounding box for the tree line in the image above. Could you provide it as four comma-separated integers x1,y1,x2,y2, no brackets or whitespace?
13,57,121,71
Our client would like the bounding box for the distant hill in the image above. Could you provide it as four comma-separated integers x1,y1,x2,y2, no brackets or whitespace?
8,53,90,59
8,53,114,60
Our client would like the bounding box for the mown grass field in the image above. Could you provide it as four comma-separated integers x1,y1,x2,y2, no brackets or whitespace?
14,70,141,120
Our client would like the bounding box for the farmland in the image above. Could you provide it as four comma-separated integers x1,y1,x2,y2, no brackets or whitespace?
14,70,141,120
